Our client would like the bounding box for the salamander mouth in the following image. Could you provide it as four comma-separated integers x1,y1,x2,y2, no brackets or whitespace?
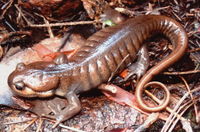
35,89,54,98
12,84,54,98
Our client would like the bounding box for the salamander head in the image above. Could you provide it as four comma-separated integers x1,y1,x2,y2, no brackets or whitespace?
8,62,59,98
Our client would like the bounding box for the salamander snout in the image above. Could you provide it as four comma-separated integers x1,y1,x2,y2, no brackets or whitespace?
8,62,59,98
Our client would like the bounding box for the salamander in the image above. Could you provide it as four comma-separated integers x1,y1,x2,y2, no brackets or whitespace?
8,15,188,126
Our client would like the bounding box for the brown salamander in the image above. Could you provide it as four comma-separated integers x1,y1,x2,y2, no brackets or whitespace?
8,15,188,125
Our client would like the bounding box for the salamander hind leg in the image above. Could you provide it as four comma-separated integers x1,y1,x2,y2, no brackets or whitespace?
124,45,149,82
52,92,81,128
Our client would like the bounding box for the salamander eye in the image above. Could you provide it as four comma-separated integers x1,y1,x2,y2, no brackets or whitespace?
14,82,25,90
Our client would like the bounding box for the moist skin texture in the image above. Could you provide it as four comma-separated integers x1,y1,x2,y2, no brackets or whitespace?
8,15,188,124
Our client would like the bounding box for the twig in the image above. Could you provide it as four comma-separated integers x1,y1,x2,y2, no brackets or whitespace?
180,76,199,122
163,70,200,75
161,93,189,132
0,0,13,19
168,100,195,132
28,20,99,27
172,10,182,21
145,88,197,132
40,15,54,38
15,4,32,25
146,4,170,15
23,118,38,130
145,90,187,121
36,118,43,132
153,6,170,12
15,4,99,28
135,113,160,132
187,47,200,52
108,54,130,82
161,87,200,132
166,99,193,132
3,118,34,125
45,19,54,38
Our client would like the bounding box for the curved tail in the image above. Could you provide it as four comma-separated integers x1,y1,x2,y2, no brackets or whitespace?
135,15,188,112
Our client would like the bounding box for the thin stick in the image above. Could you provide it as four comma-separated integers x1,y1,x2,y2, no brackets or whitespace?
168,101,195,132
0,0,13,19
163,70,200,75
27,20,99,27
161,87,200,132
180,76,199,122
23,118,38,130
15,4,99,28
108,54,130,82
135,113,159,132
187,47,200,52
41,15,54,38
165,100,193,132
36,118,43,132
4,118,34,125
145,90,187,121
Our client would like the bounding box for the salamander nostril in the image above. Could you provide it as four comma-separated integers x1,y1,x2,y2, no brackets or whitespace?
15,82,25,90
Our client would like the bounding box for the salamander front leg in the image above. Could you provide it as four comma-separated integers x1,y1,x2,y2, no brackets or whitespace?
124,45,149,82
53,92,81,128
